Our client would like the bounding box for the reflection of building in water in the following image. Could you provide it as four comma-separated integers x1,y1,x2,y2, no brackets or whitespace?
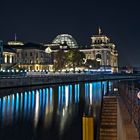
57,84,80,135
0,82,106,140
34,90,40,128
0,87,54,128
58,84,79,114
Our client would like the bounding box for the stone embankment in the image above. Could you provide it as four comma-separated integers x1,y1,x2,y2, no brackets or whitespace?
0,73,140,89
0,74,99,88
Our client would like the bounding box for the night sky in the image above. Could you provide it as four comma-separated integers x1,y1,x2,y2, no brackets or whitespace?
0,0,140,66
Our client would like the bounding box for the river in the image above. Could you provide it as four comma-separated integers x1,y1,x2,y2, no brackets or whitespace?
0,81,112,140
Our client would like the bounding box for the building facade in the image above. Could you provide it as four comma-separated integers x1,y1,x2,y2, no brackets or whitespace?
0,29,118,72
91,28,118,72
80,28,118,72
0,41,3,65
45,31,118,72
15,43,51,70
2,40,52,70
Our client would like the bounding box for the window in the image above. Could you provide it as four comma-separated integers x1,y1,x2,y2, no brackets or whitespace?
30,52,32,56
36,53,38,57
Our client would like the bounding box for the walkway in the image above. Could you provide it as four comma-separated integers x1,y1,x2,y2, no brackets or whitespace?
99,95,139,140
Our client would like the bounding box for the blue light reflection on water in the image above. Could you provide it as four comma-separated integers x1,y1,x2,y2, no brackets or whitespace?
0,98,1,124
69,85,72,104
39,89,42,108
109,81,112,92
46,88,48,106
102,81,107,95
0,81,111,140
15,93,19,120
12,94,15,124
43,89,46,109
62,86,64,105
28,91,31,115
32,91,35,111
24,92,27,120
75,84,80,103
58,86,61,105
50,88,53,106
0,98,1,117
20,93,23,115
7,95,10,123
2,97,6,127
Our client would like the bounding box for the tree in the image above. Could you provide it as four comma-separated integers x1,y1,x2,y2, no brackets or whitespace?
53,50,66,71
66,49,85,70
85,59,100,69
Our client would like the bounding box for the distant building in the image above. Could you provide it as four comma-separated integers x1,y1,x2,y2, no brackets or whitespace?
0,41,3,67
7,34,24,46
74,28,118,72
91,28,118,70
2,35,23,69
2,37,52,70
2,44,16,70
45,30,118,72
120,66,133,73
0,29,118,72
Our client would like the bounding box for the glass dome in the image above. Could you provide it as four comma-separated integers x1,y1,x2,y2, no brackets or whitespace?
52,34,78,48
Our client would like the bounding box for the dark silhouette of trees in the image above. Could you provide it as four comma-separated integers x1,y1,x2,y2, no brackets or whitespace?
53,49,85,71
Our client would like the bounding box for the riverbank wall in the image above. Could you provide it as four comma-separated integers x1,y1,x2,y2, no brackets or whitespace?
0,73,140,89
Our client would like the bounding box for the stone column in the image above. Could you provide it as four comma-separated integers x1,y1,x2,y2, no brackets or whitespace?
4,55,7,63
10,55,12,63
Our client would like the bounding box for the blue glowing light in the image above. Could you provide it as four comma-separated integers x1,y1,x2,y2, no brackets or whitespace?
70,85,72,103
0,98,1,111
39,89,42,108
61,86,64,105
43,89,46,108
46,88,48,106
12,94,15,118
78,84,80,102
50,88,53,105
16,93,19,109
58,86,61,104
32,91,35,110
7,95,10,114
20,93,23,113
2,97,6,126
24,92,28,118
75,84,77,103
28,91,31,113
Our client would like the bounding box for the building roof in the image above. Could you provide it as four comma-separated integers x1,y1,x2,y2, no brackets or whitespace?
45,42,71,51
52,34,78,48
5,42,45,50
3,45,16,53
22,43,45,50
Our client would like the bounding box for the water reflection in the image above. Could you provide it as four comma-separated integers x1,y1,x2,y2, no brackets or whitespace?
0,81,111,140
34,90,39,128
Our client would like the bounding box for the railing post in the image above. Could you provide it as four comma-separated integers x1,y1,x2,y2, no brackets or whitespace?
82,115,94,140
82,106,94,140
